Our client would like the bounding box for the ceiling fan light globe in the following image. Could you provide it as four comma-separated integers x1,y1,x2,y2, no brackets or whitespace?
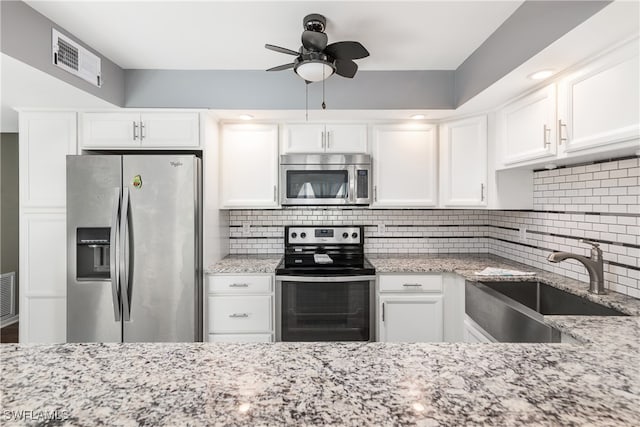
295,61,335,82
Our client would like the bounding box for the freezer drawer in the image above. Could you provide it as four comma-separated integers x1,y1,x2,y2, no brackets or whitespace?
208,295,272,333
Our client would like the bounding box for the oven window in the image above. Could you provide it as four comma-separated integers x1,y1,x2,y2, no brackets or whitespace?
286,171,349,199
281,281,370,341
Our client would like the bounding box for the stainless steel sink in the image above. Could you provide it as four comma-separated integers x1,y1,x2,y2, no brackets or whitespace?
465,281,628,343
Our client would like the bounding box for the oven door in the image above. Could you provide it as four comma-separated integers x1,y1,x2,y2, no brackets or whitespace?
280,164,355,205
276,276,376,342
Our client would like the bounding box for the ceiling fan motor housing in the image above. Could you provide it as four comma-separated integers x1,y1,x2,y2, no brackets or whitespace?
304,14,326,32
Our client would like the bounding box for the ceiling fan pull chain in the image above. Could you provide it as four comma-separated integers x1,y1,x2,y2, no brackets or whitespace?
322,67,327,110
306,82,309,121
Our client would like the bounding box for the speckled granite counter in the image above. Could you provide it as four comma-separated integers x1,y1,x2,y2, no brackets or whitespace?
1,340,639,426
205,255,282,274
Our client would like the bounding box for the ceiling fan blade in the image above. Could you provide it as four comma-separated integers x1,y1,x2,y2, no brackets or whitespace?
325,41,369,60
335,59,358,78
301,30,327,51
265,44,299,56
266,63,295,72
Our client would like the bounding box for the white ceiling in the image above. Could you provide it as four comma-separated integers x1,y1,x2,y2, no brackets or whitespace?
1,54,116,132
25,0,523,70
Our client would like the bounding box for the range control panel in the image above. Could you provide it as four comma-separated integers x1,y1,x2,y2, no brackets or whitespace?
286,226,362,245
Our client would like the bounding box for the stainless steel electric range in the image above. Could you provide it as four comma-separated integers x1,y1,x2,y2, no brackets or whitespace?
275,225,376,342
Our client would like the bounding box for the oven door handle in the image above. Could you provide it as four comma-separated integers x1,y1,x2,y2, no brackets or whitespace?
276,275,376,283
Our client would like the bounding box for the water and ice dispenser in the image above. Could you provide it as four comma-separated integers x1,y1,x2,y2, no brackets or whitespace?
76,228,111,280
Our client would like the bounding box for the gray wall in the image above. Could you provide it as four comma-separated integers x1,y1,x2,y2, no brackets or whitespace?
0,0,124,106
125,69,454,109
454,0,611,106
1,133,19,308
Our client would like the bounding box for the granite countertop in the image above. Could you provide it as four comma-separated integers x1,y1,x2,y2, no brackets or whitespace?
205,255,282,274
2,340,639,426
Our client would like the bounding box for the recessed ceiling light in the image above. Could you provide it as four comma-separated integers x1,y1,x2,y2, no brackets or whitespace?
544,163,558,170
529,70,554,80
410,114,425,120
238,114,253,121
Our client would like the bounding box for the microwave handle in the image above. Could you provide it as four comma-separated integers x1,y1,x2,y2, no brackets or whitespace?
349,166,356,202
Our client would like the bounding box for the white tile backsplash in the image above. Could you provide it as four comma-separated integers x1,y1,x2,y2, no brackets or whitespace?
227,157,639,298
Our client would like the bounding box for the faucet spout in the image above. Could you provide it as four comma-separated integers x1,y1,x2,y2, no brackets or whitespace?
547,240,606,294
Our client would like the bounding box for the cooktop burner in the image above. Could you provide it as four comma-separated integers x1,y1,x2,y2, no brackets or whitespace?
275,225,375,276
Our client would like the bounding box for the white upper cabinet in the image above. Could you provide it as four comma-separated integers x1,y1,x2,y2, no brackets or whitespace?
498,84,558,166
558,39,640,153
80,112,200,149
138,113,200,147
371,124,438,207
19,112,77,208
281,123,367,154
220,124,279,208
440,116,488,207
325,124,368,153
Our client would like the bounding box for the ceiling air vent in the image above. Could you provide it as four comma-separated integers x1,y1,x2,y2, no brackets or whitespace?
52,28,102,87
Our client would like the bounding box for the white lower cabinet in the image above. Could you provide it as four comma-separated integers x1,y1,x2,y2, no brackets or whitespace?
206,274,274,342
463,315,496,343
377,274,444,342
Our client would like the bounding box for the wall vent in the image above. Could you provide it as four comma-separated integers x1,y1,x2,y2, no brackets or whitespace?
52,28,102,87
1,272,17,327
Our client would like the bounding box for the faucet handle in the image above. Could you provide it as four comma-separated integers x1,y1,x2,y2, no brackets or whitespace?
579,239,600,248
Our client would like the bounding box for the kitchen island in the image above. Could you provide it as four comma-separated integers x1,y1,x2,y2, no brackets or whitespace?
2,328,639,426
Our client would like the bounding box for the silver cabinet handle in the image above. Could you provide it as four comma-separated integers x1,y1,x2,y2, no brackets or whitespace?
133,121,138,140
229,283,249,288
558,119,567,145
327,130,331,149
402,283,423,287
140,121,145,140
543,124,551,147
382,302,385,322
321,131,325,149
374,185,378,202
229,313,249,318
109,187,121,321
481,183,485,202
273,185,277,202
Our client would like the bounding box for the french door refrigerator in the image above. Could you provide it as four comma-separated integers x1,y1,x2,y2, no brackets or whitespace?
66,154,202,342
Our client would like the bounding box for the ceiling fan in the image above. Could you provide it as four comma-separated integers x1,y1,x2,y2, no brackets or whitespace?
265,13,369,83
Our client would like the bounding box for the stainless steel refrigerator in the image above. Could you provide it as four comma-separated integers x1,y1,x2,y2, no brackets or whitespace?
66,154,202,342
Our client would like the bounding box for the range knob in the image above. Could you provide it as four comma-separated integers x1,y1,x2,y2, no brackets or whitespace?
291,232,297,239
352,232,358,239
300,232,307,238
342,232,349,239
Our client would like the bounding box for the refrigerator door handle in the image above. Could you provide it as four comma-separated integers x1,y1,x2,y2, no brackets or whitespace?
110,187,121,321
120,187,131,321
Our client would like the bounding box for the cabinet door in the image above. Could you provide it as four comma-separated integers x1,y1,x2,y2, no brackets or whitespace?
440,116,488,207
325,124,367,153
221,124,279,208
378,295,443,342
140,113,200,147
208,334,272,343
20,212,67,343
19,112,77,208
499,84,557,165
558,40,639,153
281,124,325,153
371,125,437,207
80,112,140,148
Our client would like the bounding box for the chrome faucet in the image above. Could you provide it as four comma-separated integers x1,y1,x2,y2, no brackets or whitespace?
547,239,606,294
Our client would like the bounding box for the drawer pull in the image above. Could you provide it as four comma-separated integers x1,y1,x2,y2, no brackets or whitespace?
229,313,249,318
402,283,423,287
229,283,249,288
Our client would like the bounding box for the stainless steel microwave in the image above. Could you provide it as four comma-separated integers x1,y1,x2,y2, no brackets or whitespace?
280,154,371,206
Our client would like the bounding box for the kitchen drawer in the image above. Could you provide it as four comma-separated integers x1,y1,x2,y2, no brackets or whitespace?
208,295,272,333
208,333,272,343
378,274,443,293
208,275,272,294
